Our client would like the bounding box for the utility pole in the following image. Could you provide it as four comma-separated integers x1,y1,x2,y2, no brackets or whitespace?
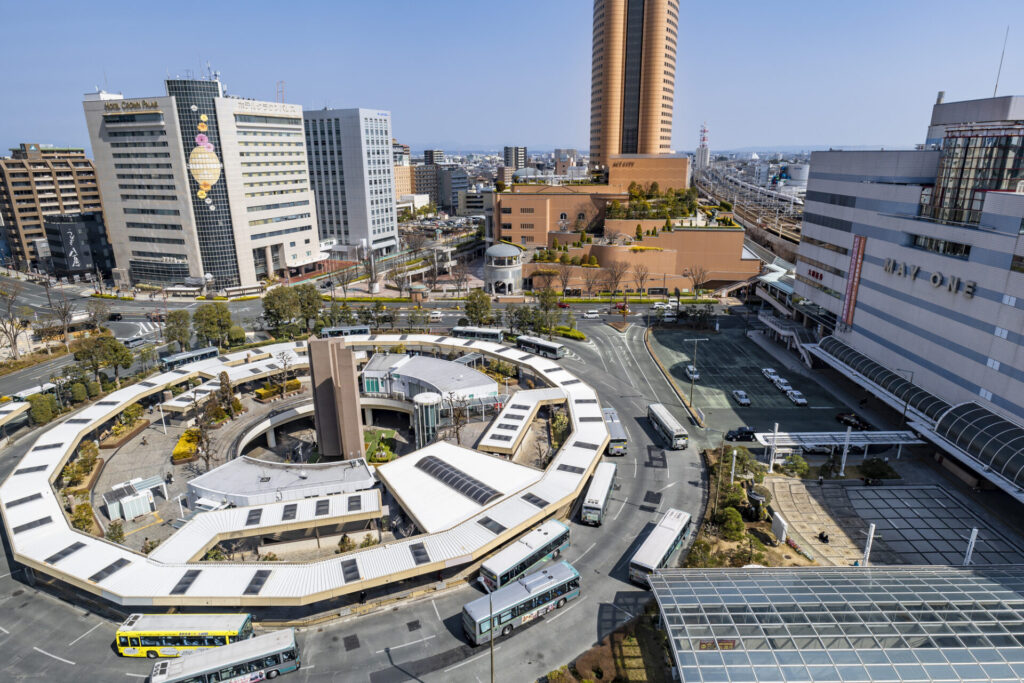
489,590,495,683
681,337,708,408
839,426,853,477
730,448,737,485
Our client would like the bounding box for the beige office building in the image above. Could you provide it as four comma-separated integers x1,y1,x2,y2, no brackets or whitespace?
590,0,678,168
0,144,103,269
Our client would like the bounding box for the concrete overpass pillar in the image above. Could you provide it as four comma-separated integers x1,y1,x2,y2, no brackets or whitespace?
364,408,374,425
266,427,277,449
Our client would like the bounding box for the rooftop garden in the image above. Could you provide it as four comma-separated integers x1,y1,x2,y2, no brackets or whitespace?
605,183,699,220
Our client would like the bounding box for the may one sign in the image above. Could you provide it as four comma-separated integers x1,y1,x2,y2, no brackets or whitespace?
883,258,977,299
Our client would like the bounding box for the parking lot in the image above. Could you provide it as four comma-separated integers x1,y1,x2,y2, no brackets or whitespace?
648,328,848,434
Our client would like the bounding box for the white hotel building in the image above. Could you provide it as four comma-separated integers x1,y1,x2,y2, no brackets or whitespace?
84,78,323,290
303,108,398,256
781,94,1024,500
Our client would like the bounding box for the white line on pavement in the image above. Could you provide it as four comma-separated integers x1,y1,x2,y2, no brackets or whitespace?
657,482,676,492
612,499,628,521
444,647,500,673
33,647,75,665
0,572,9,579
125,674,147,678
574,542,597,564
0,626,9,634
548,596,588,623
68,622,103,646
632,455,638,478
375,634,435,654
431,599,442,622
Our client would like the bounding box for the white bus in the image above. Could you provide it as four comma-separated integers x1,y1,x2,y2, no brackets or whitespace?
452,326,504,343
320,325,371,338
479,519,570,592
10,383,56,402
647,403,688,449
462,562,581,645
603,407,628,456
628,508,692,586
581,462,617,526
149,628,300,683
515,335,568,359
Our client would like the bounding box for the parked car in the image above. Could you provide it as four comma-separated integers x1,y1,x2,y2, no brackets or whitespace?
731,389,751,406
147,311,167,322
836,412,871,430
803,444,833,455
773,377,793,393
726,426,756,442
661,314,677,323
582,310,600,319
787,390,808,406
762,367,779,380
613,302,630,310
685,364,700,381
107,312,123,321
652,302,668,310
557,302,570,309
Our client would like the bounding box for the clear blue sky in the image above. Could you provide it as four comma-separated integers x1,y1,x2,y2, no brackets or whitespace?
2,0,1023,154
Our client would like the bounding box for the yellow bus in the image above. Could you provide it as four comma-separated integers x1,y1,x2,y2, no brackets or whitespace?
115,613,254,658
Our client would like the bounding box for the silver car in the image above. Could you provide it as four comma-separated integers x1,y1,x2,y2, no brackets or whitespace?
787,390,808,406
732,390,751,406
774,377,793,393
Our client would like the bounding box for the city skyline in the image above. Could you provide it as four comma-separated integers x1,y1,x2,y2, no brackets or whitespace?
2,1,1023,154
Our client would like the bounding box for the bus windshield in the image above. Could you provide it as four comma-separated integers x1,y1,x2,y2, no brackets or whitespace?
581,462,617,526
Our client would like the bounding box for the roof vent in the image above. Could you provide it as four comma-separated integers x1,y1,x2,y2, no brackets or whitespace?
298,470,309,479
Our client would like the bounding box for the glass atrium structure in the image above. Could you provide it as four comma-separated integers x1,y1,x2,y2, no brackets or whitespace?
650,566,1024,682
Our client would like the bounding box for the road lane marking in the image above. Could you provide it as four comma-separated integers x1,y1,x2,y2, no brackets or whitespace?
375,634,435,653
125,674,147,678
612,499,628,520
548,596,588,623
444,647,500,672
657,482,676,493
574,542,597,564
431,599,442,622
0,626,9,634
68,622,103,646
33,647,75,665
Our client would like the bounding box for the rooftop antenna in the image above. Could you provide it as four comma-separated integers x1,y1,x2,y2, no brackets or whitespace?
276,80,285,103
994,25,1010,97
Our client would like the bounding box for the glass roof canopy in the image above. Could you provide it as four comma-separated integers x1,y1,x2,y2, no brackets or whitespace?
650,566,1024,682
934,403,1024,489
818,337,951,421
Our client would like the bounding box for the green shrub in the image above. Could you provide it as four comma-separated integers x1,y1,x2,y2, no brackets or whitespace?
228,325,246,345
780,453,810,478
70,382,88,403
860,457,899,479
106,520,125,543
87,381,101,398
72,503,94,532
719,507,745,541
26,393,53,425
554,326,586,340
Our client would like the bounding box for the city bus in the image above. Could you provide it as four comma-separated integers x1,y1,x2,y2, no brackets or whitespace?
479,520,570,592
149,628,300,683
10,383,56,402
320,325,371,338
581,462,617,526
515,335,568,359
159,346,219,372
451,326,504,343
462,561,581,645
628,508,692,586
115,613,254,658
647,403,688,449
603,407,628,456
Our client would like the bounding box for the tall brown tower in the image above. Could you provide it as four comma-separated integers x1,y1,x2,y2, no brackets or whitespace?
590,0,678,168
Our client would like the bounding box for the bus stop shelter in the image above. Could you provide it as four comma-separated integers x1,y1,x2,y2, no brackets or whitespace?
755,430,925,474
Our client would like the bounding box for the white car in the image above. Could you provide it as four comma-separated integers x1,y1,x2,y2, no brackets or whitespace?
685,364,700,381
774,377,793,393
428,311,443,323
652,302,668,310
582,310,600,319
762,367,779,380
662,314,677,323
787,390,808,406
732,390,751,407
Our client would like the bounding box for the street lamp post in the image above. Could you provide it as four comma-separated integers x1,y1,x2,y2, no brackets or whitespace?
682,337,708,409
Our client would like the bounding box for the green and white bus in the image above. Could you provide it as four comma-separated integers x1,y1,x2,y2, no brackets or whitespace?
149,628,300,683
462,561,581,645
479,519,570,592
647,403,688,449
628,508,692,586
581,462,617,525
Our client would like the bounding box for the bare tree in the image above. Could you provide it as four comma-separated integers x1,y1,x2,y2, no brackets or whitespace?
604,226,622,244
333,265,358,300
0,281,29,360
451,261,470,298
85,299,110,332
190,392,215,472
582,268,603,298
36,313,62,355
274,350,293,394
387,263,412,297
404,232,429,258
531,269,555,292
604,260,630,297
632,262,652,295
555,263,574,297
45,288,75,351
425,259,442,292
687,264,711,295
444,392,469,446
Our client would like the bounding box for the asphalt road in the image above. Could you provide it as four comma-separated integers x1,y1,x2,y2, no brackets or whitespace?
0,319,706,682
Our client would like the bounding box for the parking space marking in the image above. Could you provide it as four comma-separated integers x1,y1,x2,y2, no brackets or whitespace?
444,647,501,673
657,482,676,492
431,599,442,622
33,647,75,665
574,542,597,563
67,622,103,646
612,499,628,521
375,635,435,654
